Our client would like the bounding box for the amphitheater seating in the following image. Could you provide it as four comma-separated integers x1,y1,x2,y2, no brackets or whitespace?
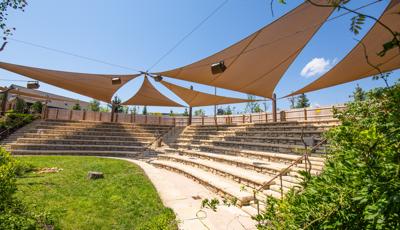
151,120,338,214
3,119,173,157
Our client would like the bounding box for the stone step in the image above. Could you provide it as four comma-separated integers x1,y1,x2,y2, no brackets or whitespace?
21,133,155,142
10,143,145,151
151,160,254,206
35,125,170,132
16,138,149,146
44,119,172,127
164,148,320,175
158,154,274,188
10,149,141,157
175,139,326,156
182,130,325,137
171,143,325,166
25,129,156,137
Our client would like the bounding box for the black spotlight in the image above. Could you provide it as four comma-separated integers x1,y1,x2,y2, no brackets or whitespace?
154,75,163,82
111,77,122,85
211,61,226,75
27,81,40,89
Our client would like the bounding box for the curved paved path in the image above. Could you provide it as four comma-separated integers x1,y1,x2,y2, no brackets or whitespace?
117,158,257,230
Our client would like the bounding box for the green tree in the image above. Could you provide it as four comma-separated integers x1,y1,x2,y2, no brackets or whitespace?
142,106,147,115
225,106,232,115
0,1,27,48
245,95,261,113
183,108,189,116
194,109,205,116
256,82,400,229
72,103,81,111
15,97,26,113
295,93,310,108
169,110,174,117
351,84,366,101
31,101,42,114
288,95,297,109
99,106,110,112
88,99,100,112
110,96,123,113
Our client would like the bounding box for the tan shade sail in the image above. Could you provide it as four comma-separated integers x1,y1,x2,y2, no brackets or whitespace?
0,61,138,102
287,0,400,97
0,86,77,103
156,0,333,99
161,80,255,107
122,77,183,107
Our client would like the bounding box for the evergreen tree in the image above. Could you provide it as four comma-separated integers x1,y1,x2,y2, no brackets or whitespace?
88,99,100,112
183,108,189,116
142,106,147,115
72,103,81,111
169,110,174,116
295,94,310,108
351,84,366,101
194,109,205,116
225,106,232,115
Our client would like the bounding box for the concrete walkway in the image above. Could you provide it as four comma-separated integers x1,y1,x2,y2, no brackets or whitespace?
118,158,257,230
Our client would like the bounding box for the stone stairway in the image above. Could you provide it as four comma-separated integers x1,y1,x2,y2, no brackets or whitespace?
3,119,173,157
151,120,338,215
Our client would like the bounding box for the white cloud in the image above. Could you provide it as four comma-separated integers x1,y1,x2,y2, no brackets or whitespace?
300,57,337,78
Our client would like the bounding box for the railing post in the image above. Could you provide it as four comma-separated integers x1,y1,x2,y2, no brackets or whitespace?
201,116,204,126
115,113,118,123
304,108,308,121
133,113,136,123
188,106,192,125
55,109,59,120
272,93,277,122
99,112,102,121
130,113,133,123
265,112,268,123
242,114,245,124
82,110,86,120
159,116,162,125
173,117,176,126
250,114,253,123
145,115,147,124
69,110,73,120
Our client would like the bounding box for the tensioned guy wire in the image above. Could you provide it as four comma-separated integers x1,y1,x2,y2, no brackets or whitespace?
7,37,142,73
146,0,230,72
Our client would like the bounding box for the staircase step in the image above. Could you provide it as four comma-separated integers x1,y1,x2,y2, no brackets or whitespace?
151,160,254,206
10,149,141,157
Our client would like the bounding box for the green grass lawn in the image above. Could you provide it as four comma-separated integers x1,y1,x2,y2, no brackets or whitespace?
15,156,177,230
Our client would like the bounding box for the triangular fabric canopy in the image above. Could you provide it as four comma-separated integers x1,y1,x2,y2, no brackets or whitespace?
156,0,333,99
161,80,255,107
0,86,77,103
0,61,138,102
122,77,183,107
287,0,400,97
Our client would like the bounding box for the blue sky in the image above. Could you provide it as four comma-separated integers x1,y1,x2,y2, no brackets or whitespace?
1,0,399,115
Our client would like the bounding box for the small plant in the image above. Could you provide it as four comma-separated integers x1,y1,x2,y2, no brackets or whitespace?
201,198,220,212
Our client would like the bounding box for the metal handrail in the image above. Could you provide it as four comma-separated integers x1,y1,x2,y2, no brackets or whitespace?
253,138,327,215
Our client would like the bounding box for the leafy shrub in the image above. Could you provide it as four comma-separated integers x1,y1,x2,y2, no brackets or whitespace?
0,112,35,130
256,82,400,229
0,148,53,229
31,101,43,114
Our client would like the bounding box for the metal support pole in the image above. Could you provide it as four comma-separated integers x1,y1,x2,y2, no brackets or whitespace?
272,93,277,122
188,107,192,125
110,103,115,122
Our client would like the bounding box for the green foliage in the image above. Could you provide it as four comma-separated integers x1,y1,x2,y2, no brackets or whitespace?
30,101,43,114
0,148,52,229
194,109,205,116
0,112,35,130
350,14,365,35
142,105,147,115
255,82,400,229
295,93,310,108
0,0,27,39
72,103,81,111
182,108,189,116
15,97,26,113
16,156,177,229
88,99,100,112
169,110,174,116
351,84,366,101
109,96,123,113
201,198,220,212
245,95,263,113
